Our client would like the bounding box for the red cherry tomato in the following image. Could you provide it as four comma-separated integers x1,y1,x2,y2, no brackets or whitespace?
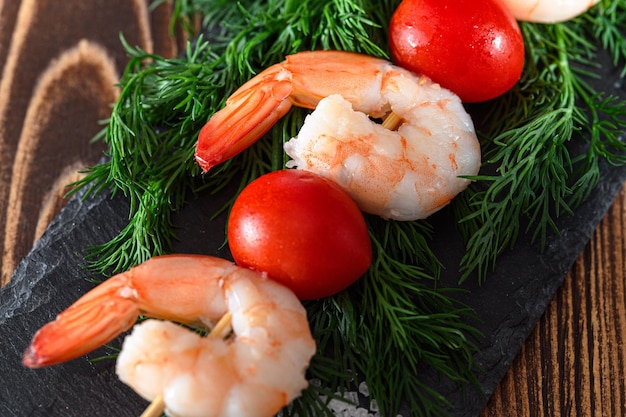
389,0,525,103
228,170,372,300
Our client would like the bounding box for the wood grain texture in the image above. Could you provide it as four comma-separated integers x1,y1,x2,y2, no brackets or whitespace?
0,1,625,416
480,186,626,417
0,0,179,284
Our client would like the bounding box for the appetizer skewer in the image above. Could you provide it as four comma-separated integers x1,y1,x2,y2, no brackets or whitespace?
197,50,481,221
24,255,316,417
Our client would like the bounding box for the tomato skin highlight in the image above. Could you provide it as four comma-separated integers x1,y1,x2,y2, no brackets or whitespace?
389,0,525,103
228,170,372,300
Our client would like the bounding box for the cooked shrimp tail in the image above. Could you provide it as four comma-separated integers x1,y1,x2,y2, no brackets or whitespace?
194,51,394,172
23,255,238,368
23,274,140,368
195,66,294,172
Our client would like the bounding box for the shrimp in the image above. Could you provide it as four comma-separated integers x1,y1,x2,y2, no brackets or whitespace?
500,0,599,23
196,50,398,172
195,50,480,221
23,255,316,417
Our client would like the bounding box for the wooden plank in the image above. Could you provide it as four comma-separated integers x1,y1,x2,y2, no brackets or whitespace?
481,185,626,416
0,0,177,284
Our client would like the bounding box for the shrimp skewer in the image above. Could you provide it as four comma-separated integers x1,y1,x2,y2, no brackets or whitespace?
196,50,481,221
23,255,316,417
500,0,599,22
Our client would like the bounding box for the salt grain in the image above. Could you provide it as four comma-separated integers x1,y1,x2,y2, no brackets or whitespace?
305,378,404,417
358,381,370,397
369,399,379,412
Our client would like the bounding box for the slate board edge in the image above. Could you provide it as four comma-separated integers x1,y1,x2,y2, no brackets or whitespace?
2,187,129,324
446,163,626,416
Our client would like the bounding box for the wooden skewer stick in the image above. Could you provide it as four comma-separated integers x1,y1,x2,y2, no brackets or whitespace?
139,312,234,417
381,111,402,131
139,395,165,417
208,311,234,339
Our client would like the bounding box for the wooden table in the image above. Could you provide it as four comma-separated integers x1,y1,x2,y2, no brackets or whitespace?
1,1,624,416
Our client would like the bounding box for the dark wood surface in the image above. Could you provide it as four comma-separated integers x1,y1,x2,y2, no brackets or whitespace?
1,1,624,416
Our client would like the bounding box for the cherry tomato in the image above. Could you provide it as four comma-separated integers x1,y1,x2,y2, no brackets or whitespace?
389,0,525,103
228,170,372,300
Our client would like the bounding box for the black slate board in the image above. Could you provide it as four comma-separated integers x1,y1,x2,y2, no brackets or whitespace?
1,58,626,417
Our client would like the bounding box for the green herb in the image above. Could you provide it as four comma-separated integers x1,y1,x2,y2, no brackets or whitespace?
455,1,626,282
274,219,481,417
70,0,626,416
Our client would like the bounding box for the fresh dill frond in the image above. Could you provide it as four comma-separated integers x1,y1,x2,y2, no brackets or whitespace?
71,35,230,273
455,3,626,282
299,234,481,417
593,0,626,76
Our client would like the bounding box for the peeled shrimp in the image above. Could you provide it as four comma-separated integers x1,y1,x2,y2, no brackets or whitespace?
23,255,316,417
196,50,480,221
501,0,599,22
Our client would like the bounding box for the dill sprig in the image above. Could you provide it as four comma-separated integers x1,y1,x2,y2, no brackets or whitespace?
71,0,626,415
455,1,626,282
72,36,232,273
297,233,481,417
